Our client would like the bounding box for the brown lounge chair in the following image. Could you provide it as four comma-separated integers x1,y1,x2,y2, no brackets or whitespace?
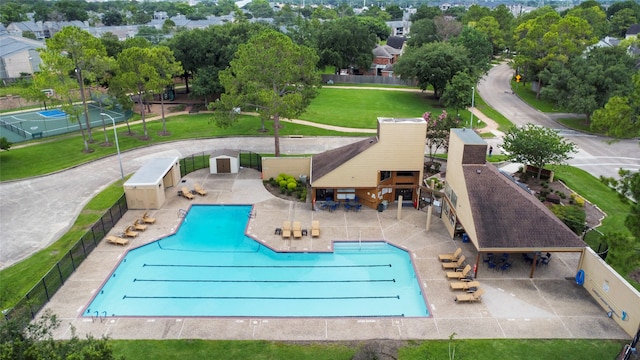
282,221,292,238
132,220,147,231
442,255,466,270
141,211,156,224
311,220,320,238
455,288,485,302
106,235,129,246
439,248,462,262
449,280,480,291
123,226,139,238
446,264,472,280
180,186,194,200
293,221,303,239
193,183,207,196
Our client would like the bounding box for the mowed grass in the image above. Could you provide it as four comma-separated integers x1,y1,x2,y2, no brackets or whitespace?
0,113,369,181
399,338,625,360
111,340,355,360
300,88,446,128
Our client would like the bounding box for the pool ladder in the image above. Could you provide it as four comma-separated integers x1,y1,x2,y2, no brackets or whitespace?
178,209,187,219
92,310,107,323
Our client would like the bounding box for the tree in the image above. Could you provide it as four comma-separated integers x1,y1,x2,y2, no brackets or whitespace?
0,137,11,151
591,96,639,139
385,5,403,20
53,0,89,21
246,0,274,18
102,10,124,26
101,32,123,58
394,42,470,99
451,26,492,75
423,110,460,161
167,22,271,98
41,26,108,145
215,30,320,157
441,72,475,115
610,8,638,38
111,46,183,140
501,124,578,179
316,16,377,74
433,15,462,41
0,1,28,26
566,5,609,39
406,18,438,47
0,310,121,359
473,16,505,54
410,5,441,21
541,46,636,122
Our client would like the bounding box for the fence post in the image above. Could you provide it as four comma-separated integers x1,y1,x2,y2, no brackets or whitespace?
42,278,50,301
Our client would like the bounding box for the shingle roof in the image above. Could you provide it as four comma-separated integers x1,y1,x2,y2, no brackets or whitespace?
627,24,640,36
210,149,239,158
311,137,378,182
0,35,44,58
386,36,406,50
464,164,586,250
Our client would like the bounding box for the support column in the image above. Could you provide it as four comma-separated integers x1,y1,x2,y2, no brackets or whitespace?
397,195,403,220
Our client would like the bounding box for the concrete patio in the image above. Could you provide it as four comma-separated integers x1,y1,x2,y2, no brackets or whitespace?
40,168,629,341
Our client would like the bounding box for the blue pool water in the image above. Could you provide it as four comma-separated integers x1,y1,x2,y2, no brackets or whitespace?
85,205,429,317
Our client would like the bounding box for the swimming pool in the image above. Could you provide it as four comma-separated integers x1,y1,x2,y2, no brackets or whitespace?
85,205,429,318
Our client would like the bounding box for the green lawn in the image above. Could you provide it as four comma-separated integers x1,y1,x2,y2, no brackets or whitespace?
300,88,454,128
510,80,564,113
106,338,626,359
0,114,368,181
111,340,355,359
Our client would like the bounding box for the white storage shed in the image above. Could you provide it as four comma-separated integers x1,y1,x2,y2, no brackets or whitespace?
209,149,240,174
124,157,181,210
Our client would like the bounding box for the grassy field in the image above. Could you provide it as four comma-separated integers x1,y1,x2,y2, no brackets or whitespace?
0,113,368,181
510,80,565,113
106,338,626,359
300,87,454,128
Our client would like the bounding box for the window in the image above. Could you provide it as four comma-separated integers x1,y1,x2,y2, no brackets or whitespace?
396,171,415,177
380,171,391,182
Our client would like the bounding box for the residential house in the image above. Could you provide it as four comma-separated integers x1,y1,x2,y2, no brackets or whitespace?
0,34,44,81
366,36,406,77
626,24,640,39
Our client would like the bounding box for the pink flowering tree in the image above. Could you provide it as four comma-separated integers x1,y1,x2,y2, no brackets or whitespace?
423,110,461,162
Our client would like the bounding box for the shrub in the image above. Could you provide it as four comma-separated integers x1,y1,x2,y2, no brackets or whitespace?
287,182,297,190
278,180,288,188
541,181,549,188
550,204,586,234
570,193,585,207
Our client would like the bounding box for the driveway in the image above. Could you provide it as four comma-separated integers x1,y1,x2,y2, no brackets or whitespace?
477,63,639,180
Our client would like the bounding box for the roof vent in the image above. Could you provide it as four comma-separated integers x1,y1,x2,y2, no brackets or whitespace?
476,169,482,174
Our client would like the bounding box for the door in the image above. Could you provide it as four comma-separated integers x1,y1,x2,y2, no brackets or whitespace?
216,158,231,173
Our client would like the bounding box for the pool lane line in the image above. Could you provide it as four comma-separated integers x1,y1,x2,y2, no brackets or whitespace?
132,279,397,283
142,264,393,268
122,295,401,300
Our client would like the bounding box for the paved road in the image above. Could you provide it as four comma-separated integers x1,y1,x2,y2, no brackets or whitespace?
0,137,364,269
477,63,639,180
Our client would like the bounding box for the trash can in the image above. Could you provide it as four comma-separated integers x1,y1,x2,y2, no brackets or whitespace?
377,204,384,212
381,200,388,210
462,233,470,243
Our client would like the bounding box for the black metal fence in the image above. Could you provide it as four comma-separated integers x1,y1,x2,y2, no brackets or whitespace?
4,195,128,321
180,150,262,177
321,74,417,86
5,151,262,322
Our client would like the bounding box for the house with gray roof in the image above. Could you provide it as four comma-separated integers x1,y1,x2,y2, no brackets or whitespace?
0,35,44,81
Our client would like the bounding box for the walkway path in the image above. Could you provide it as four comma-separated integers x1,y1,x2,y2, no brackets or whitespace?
0,88,496,269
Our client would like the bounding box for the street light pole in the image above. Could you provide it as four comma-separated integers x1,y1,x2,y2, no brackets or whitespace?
100,113,124,181
469,86,475,129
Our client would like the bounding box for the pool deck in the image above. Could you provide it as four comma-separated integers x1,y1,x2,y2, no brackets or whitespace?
40,168,629,341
